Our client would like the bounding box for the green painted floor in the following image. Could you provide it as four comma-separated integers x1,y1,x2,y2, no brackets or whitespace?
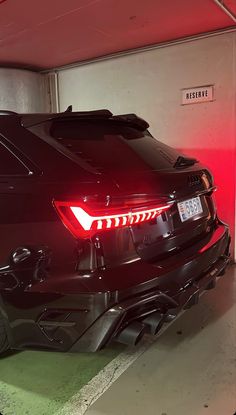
0,345,123,415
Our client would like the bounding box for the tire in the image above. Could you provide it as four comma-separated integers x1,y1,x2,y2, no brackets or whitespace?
0,315,10,354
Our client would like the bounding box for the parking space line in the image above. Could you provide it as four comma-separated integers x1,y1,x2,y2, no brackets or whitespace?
56,312,184,415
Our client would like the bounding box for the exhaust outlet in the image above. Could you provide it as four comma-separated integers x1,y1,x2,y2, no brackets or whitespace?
142,311,165,335
205,276,216,290
164,313,177,323
184,291,199,309
116,321,146,346
143,311,177,335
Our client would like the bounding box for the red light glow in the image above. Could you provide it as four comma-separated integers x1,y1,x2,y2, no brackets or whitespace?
54,200,171,239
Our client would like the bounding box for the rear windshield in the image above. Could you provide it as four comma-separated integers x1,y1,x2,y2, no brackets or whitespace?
27,119,180,173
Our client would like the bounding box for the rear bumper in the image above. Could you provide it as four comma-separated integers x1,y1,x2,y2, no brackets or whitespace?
70,221,230,351
3,221,230,352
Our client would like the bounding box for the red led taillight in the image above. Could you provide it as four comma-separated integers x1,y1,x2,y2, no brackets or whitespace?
54,200,171,239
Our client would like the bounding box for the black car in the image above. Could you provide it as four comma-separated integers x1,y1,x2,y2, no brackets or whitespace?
0,109,230,354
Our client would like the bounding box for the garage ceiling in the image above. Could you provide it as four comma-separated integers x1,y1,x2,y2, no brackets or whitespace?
0,0,235,70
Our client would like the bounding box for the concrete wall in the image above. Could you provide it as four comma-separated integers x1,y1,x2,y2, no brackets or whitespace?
57,33,236,257
0,68,48,113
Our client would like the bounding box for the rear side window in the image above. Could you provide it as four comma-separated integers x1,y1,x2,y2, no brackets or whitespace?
0,143,28,175
27,119,180,173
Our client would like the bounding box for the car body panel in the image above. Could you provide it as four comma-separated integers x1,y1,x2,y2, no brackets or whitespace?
0,110,231,352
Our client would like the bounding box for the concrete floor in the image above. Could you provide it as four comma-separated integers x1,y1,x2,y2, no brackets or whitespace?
0,266,235,415
86,266,236,415
0,344,122,415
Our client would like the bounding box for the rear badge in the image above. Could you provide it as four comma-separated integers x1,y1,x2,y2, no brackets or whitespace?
188,175,202,187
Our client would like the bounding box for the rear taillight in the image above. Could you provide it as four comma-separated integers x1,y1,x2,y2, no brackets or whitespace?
54,200,170,239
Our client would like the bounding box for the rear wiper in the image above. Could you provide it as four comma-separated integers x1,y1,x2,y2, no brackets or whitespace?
174,156,199,169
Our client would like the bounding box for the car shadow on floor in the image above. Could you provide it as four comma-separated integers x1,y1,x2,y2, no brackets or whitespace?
151,264,236,350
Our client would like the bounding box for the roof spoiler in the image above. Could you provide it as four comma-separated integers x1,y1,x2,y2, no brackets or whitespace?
0,110,18,116
21,109,149,131
113,113,149,130
21,109,113,127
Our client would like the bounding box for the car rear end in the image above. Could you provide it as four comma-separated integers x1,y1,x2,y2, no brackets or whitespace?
0,111,230,352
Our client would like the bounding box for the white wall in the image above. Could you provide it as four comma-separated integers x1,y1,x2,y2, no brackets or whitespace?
58,33,236,256
0,68,49,113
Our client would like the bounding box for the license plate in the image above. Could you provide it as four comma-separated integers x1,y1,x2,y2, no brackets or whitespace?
177,196,203,222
